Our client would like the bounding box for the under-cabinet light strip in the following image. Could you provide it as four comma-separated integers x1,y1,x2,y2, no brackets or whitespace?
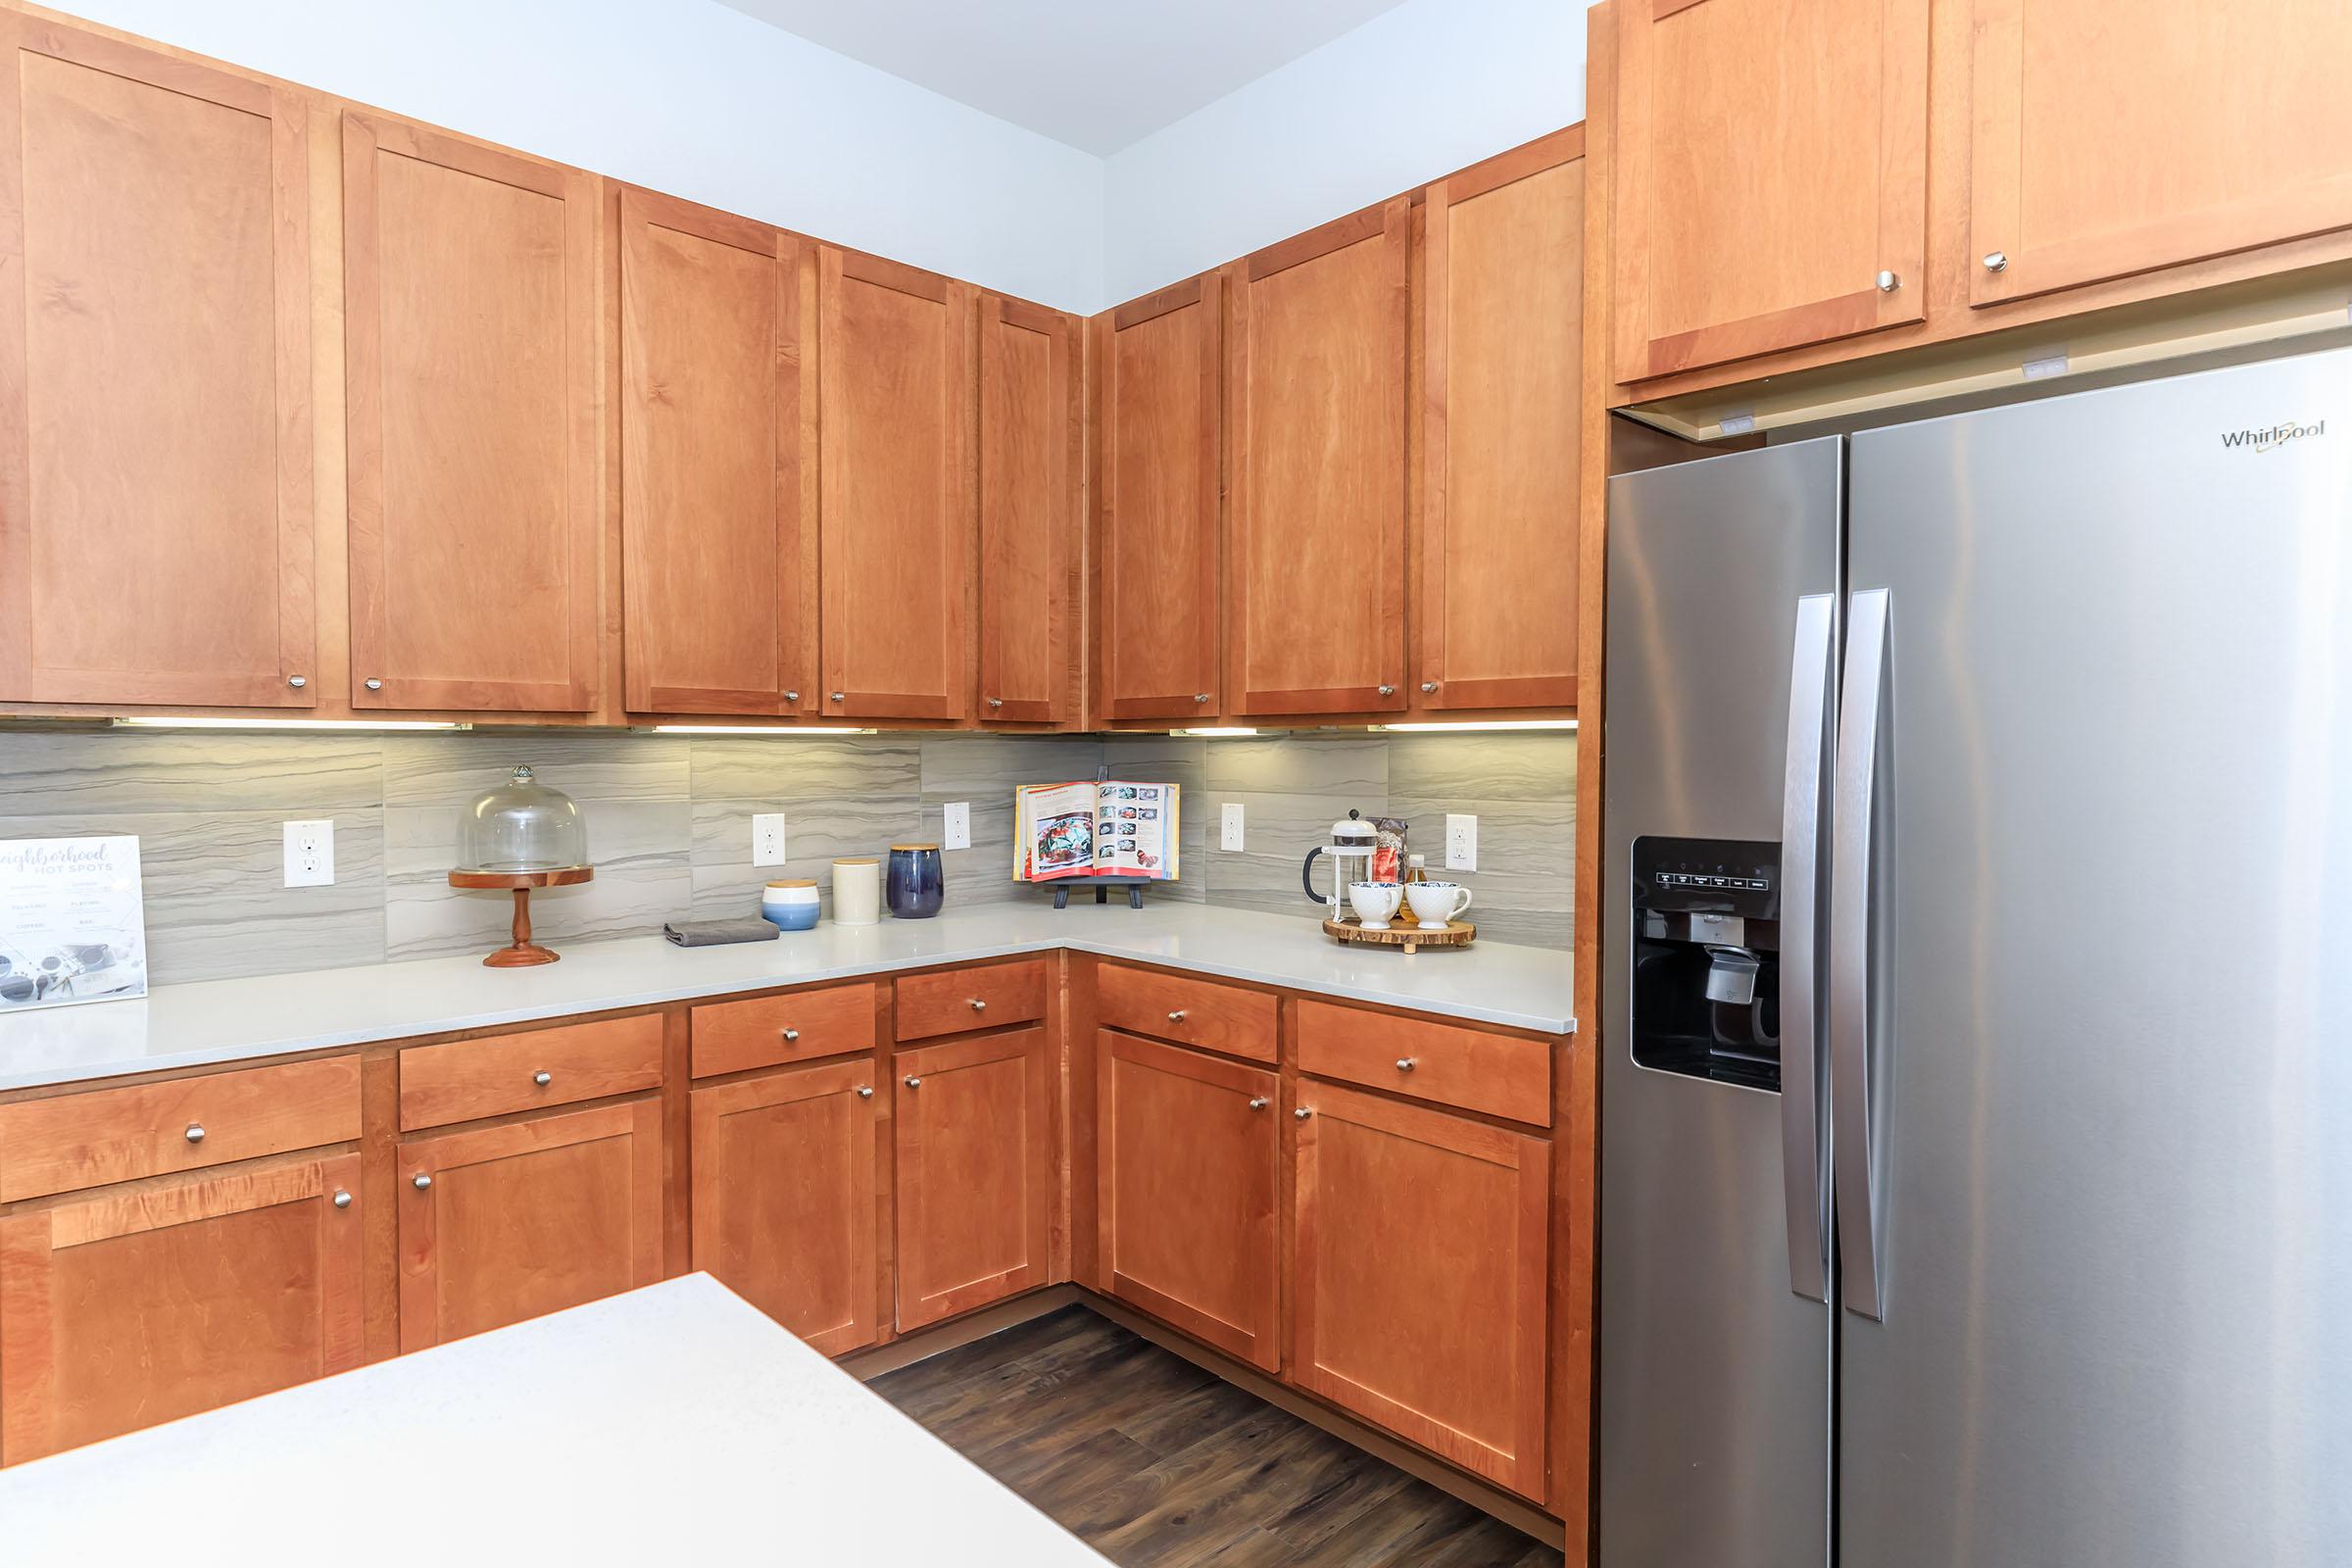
110,716,470,731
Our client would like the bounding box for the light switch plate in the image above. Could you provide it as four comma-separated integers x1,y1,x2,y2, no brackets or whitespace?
752,812,787,867
1221,803,1246,852
1446,812,1477,872
283,819,334,887
943,801,971,852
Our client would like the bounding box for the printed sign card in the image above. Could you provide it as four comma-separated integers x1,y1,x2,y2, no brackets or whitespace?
0,836,149,1012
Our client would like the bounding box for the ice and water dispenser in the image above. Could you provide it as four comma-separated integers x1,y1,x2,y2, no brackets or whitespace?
1629,837,1783,1091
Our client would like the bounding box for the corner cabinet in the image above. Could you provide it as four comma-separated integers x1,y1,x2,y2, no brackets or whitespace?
342,113,600,712
893,1025,1051,1330
1609,0,1929,382
618,189,815,716
0,19,316,709
817,248,974,722
976,295,1081,724
1225,200,1410,716
1092,272,1224,722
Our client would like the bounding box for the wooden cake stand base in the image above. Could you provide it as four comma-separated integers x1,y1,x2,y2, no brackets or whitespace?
447,867,594,967
1322,916,1476,955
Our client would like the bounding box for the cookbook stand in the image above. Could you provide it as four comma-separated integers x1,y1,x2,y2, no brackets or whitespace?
1042,764,1154,909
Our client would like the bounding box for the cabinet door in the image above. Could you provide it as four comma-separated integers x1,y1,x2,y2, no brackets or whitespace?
1097,1032,1278,1371
817,249,972,721
1227,201,1409,716
1611,0,1928,382
343,113,598,712
397,1100,662,1351
894,1026,1050,1330
1094,273,1222,721
976,295,1078,724
0,1153,361,1464
1420,134,1584,711
1969,0,2352,308
0,18,314,708
1293,1081,1548,1498
690,1058,880,1355
619,189,812,715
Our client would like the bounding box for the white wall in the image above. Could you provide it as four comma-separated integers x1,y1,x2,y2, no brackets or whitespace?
60,0,1105,312
1100,0,1597,306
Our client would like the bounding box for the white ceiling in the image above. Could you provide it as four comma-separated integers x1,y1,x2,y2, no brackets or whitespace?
714,0,1412,156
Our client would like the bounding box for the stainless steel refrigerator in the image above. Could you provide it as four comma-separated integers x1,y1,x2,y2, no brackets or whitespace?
1598,346,2352,1567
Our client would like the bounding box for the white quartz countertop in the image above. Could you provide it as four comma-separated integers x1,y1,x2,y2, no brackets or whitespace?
0,902,1575,1091
0,1274,1110,1567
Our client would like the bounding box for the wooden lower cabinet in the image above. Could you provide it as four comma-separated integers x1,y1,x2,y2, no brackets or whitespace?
1096,1032,1279,1371
690,1058,882,1355
1292,1080,1549,1498
894,1027,1051,1330
396,1100,663,1351
0,1152,363,1464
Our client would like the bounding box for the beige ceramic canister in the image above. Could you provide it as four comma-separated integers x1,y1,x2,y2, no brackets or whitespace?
831,857,882,926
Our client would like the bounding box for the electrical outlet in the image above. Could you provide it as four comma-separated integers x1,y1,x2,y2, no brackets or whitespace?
1446,812,1477,872
752,813,787,867
943,801,971,852
1221,803,1246,852
283,819,334,887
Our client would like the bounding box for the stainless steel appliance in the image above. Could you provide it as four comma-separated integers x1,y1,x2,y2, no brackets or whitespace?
1599,348,2352,1567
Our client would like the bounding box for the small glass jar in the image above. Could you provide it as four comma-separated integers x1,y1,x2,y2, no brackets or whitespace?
455,764,588,873
887,843,944,920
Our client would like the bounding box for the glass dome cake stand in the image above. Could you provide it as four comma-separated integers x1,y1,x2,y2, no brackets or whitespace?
447,764,594,967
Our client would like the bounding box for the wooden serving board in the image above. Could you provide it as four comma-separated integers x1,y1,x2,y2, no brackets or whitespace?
1322,917,1476,954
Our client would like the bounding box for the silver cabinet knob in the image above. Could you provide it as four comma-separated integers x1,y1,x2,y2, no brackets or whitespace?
904,1075,921,1089
332,1190,352,1209
1295,1107,1312,1120
784,689,801,703
830,691,847,703
988,697,1004,709
364,678,383,691
1984,251,2008,272
1248,1097,1269,1111
968,998,986,1011
1396,1057,1417,1073
856,1085,874,1100
533,1070,552,1087
1876,270,1900,292
286,675,307,689
184,1122,206,1145
782,1027,801,1043
1377,684,1396,697
1420,681,1438,694
413,1173,433,1191
1166,1009,1187,1023
1193,693,1210,704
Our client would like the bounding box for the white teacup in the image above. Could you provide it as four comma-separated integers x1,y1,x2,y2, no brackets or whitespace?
1348,880,1404,930
1405,881,1473,928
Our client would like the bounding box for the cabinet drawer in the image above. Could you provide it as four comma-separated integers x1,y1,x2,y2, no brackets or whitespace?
0,1055,362,1202
894,959,1049,1043
1097,962,1276,1063
691,982,877,1078
400,1015,663,1132
1295,1001,1550,1126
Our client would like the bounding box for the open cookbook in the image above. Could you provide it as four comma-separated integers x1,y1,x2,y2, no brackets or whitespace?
1013,780,1181,882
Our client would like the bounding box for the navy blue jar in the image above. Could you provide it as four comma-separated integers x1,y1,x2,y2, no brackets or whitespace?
887,843,944,919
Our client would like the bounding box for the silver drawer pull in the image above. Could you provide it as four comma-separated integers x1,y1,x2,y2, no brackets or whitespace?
184,1122,206,1145
904,1075,921,1089
1395,1057,1416,1073
782,1028,801,1043
332,1190,353,1209
1248,1097,1269,1111
968,999,986,1011
413,1173,433,1191
1166,1009,1187,1023
784,689,801,703
857,1085,874,1100
1295,1107,1312,1121
533,1070,552,1087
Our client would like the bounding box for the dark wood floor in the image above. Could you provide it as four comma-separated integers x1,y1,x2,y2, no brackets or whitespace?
870,1304,1564,1568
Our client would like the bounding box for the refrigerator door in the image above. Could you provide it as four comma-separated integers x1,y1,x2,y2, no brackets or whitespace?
1600,436,1840,1568
1840,348,2352,1567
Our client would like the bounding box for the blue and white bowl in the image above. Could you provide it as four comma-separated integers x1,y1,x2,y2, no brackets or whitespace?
760,879,821,931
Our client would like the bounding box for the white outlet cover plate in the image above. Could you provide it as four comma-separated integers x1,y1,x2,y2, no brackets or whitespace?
752,812,788,867
1446,811,1477,872
1220,803,1245,852
283,818,334,887
943,802,971,852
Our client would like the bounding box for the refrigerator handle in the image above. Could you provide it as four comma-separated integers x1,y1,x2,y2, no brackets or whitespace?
1832,587,1891,1321
1778,594,1835,1302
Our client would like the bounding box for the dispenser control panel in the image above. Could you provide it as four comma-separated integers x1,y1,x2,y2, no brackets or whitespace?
1635,838,1780,922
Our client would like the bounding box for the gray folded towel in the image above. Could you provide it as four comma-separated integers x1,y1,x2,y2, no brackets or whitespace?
663,917,781,947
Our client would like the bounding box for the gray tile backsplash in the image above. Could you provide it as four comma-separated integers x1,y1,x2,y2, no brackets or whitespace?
0,725,1576,983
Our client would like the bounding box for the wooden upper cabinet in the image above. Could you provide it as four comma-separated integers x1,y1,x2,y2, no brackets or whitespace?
817,248,973,722
1419,131,1585,711
690,1059,881,1355
1094,273,1223,721
619,190,812,715
1611,0,1929,382
0,19,314,708
1227,201,1409,716
894,1026,1050,1331
0,1153,362,1464
1968,0,2352,309
342,113,598,712
976,295,1079,724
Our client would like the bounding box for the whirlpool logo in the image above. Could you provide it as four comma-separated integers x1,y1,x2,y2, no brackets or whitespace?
2221,418,2328,454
